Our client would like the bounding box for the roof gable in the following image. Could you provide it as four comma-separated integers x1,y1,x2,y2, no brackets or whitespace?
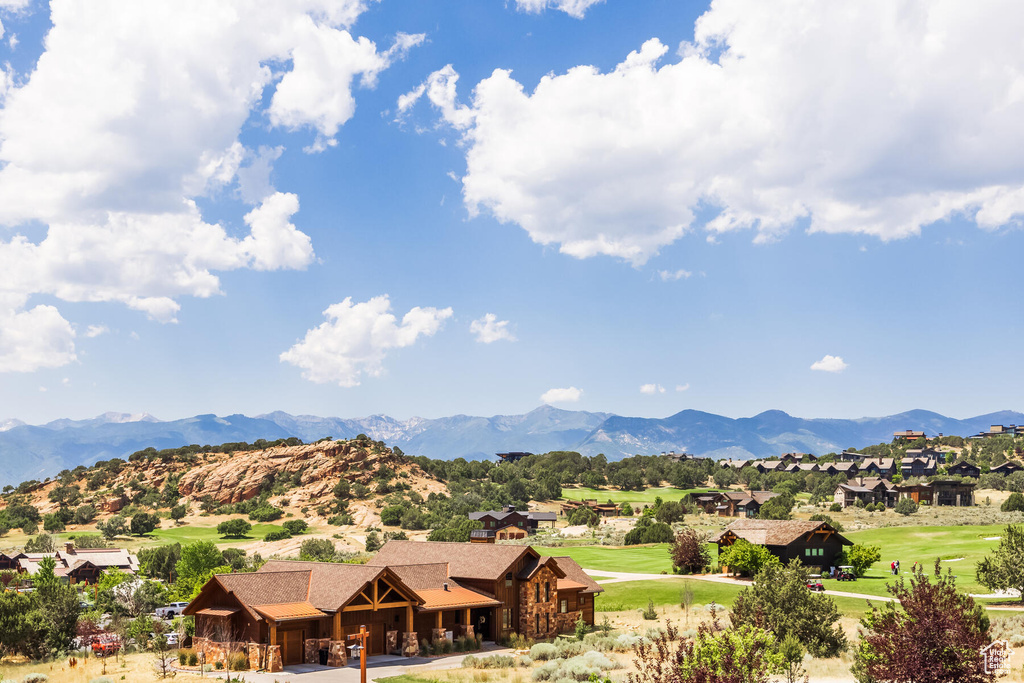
367,540,535,581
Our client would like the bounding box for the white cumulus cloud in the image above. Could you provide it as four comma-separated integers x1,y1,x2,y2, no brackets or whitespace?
540,386,582,404
0,0,420,370
412,0,1024,265
811,355,848,373
280,295,453,387
470,313,517,343
84,324,109,338
512,0,604,19
658,269,692,282
0,300,76,372
640,383,666,394
676,383,690,392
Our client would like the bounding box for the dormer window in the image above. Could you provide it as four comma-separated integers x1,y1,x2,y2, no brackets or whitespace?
505,572,512,588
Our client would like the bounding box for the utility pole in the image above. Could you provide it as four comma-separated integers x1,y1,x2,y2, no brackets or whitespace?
347,625,369,683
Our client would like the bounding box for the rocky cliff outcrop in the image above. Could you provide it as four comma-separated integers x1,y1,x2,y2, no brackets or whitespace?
176,440,401,504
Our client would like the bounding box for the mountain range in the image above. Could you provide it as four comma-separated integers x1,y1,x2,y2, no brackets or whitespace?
0,406,1019,487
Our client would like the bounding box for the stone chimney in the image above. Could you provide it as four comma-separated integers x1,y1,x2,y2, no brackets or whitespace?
64,541,75,555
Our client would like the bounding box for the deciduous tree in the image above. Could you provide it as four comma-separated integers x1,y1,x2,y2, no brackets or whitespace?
855,560,991,683
976,524,1024,602
670,528,711,574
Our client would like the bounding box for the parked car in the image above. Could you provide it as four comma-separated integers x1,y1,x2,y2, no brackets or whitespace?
155,602,189,619
151,632,179,647
806,574,825,592
91,634,121,657
837,565,857,582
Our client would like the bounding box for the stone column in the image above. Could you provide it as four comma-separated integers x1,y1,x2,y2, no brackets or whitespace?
267,645,283,673
304,638,319,664
327,640,347,667
402,631,419,657
386,630,398,654
247,643,263,671
431,627,447,643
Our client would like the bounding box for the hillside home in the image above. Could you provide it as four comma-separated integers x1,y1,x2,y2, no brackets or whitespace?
859,458,897,478
712,519,852,571
947,461,981,478
991,461,1023,476
719,459,749,470
751,460,786,474
692,491,778,517
821,462,859,478
833,477,898,508
900,457,937,478
905,447,947,464
971,425,1024,439
784,463,820,474
894,430,927,441
496,452,533,463
559,500,620,517
897,479,975,506
14,542,138,585
184,542,601,672
838,451,866,462
779,453,813,464
468,506,555,542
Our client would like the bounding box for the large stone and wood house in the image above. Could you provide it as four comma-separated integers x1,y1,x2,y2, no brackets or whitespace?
833,477,898,508
897,479,975,506
11,542,138,585
559,499,620,517
691,491,778,517
184,541,602,672
468,506,557,543
711,519,852,571
947,461,981,478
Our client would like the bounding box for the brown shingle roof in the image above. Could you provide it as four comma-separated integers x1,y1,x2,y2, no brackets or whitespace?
256,560,399,611
517,555,565,581
550,557,604,594
710,519,852,547
387,563,451,591
367,541,533,582
215,570,312,618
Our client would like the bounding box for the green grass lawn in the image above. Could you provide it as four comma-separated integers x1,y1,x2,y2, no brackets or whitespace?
535,544,674,574
832,523,1007,597
595,577,874,618
560,487,713,505
147,522,288,546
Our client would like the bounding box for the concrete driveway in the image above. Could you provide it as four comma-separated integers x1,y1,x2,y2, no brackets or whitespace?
197,646,514,683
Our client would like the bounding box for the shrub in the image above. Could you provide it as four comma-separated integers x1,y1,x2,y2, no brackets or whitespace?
829,502,842,512
1002,492,1024,512
530,643,558,660
263,529,292,542
895,497,919,516
670,528,711,573
328,513,354,526
178,651,188,666
575,613,588,640
844,544,882,577
248,504,283,522
642,598,658,620
89,678,114,683
215,661,224,670
188,651,199,666
228,652,248,671
282,519,308,535
22,676,48,683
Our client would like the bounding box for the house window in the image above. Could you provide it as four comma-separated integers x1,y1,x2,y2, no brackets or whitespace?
544,582,550,602
506,573,513,588
535,583,540,601
579,595,585,606
502,609,511,629
535,614,540,634
545,613,549,632
560,599,567,613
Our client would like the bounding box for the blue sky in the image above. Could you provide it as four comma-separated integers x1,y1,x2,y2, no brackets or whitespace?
0,0,1023,425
